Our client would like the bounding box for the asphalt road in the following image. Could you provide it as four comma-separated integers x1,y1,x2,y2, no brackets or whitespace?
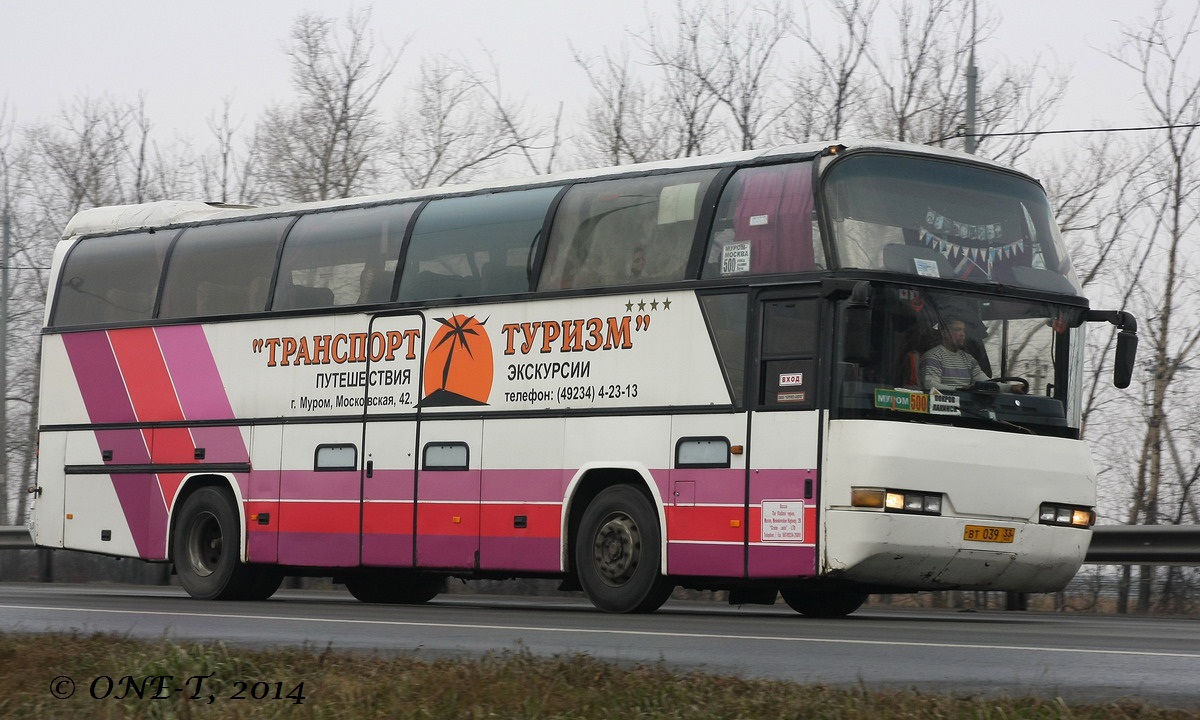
1,583,1198,709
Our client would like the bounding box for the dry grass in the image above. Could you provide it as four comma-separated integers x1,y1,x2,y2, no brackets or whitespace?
0,632,1192,719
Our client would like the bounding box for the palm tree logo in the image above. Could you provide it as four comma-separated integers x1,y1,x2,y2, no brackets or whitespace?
422,314,492,406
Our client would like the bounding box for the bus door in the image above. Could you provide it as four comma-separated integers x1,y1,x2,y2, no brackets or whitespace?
276,313,377,569
407,311,492,571
745,292,822,578
360,311,425,568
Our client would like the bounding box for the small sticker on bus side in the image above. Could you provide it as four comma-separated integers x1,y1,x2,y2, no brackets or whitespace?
749,214,770,226
761,500,804,543
912,257,941,277
779,373,804,386
721,241,752,274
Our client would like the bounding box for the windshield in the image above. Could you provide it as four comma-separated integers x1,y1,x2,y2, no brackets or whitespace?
836,283,1085,437
823,153,1082,295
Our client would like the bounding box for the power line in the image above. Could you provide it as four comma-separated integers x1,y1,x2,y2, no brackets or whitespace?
939,122,1200,143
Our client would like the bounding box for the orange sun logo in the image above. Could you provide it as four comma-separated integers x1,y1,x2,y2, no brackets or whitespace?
423,314,493,406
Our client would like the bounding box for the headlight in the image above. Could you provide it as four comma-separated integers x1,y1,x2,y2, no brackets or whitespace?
1039,502,1094,528
853,487,942,516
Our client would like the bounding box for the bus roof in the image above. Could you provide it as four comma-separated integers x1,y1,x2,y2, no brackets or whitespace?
61,140,1018,239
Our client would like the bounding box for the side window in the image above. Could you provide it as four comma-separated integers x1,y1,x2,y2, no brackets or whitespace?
159,218,290,318
315,444,357,471
676,437,732,468
274,203,413,310
397,187,559,302
52,231,174,327
538,169,720,290
699,292,748,405
702,162,819,279
423,442,469,471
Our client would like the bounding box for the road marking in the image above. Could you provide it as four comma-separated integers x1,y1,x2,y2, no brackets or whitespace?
2,603,1198,660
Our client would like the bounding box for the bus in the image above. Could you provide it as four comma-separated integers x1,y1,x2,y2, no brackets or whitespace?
30,140,1137,615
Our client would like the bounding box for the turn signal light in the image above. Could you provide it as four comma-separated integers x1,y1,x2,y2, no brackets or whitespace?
852,487,942,515
1039,502,1095,528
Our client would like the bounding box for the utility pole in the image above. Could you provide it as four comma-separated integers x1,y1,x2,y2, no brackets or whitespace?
964,0,978,154
1,203,7,527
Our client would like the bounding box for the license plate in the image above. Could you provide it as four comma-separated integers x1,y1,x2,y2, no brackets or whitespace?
963,525,1015,543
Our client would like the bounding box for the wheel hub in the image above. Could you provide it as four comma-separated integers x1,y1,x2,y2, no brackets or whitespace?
593,513,641,586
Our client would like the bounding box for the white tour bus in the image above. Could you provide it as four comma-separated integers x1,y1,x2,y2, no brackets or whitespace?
30,140,1137,614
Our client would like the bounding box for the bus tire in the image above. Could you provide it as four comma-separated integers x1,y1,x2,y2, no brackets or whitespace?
575,484,673,613
780,587,868,618
172,486,258,600
344,571,444,604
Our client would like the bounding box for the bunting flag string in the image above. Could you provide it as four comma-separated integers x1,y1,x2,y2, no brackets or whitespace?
920,208,1028,280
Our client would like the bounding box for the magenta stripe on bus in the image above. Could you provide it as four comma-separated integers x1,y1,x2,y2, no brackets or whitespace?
749,469,818,504
478,536,560,572
479,469,565,501
748,544,817,577
62,331,137,424
361,535,414,567
276,532,360,566
667,542,744,577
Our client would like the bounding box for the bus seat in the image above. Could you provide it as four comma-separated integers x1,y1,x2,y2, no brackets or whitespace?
197,281,251,315
883,244,954,278
481,262,527,295
288,284,334,309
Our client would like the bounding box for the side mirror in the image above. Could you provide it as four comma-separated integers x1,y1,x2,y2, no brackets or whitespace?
1086,309,1138,389
1114,330,1138,389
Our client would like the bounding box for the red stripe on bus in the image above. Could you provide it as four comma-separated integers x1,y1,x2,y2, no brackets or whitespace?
108,327,185,423
416,503,480,536
363,503,415,535
479,504,560,538
276,502,360,533
666,506,745,543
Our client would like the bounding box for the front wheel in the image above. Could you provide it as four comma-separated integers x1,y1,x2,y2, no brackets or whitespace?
172,486,268,600
575,485,673,613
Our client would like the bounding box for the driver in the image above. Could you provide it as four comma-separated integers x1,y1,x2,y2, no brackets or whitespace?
920,318,1025,393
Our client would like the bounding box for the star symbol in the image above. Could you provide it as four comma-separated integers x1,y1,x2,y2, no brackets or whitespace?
638,299,646,311
625,300,633,312
650,299,659,310
662,298,672,310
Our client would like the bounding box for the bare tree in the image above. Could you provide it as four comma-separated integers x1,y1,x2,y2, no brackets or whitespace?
253,9,402,202
572,46,672,165
1104,1,1200,613
784,0,877,142
640,0,794,152
199,97,261,205
390,56,546,189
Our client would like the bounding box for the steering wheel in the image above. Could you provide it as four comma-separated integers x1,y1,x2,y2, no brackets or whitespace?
989,376,1030,394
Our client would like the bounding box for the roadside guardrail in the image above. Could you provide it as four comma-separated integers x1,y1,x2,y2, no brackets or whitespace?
2,524,1198,562
1085,524,1200,564
0,525,33,549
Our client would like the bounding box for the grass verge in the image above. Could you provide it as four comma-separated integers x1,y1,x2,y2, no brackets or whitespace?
0,632,1192,719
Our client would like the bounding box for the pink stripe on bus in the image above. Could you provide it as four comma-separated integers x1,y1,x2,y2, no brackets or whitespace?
156,325,236,420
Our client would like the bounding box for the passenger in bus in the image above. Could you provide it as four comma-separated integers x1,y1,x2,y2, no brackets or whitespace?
921,317,1026,394
357,256,391,304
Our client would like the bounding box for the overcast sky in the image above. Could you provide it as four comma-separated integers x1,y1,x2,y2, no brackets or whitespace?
0,1,1183,152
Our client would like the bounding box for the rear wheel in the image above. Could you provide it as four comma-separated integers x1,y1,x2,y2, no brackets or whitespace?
575,485,673,613
172,486,271,600
780,587,868,617
344,571,444,604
